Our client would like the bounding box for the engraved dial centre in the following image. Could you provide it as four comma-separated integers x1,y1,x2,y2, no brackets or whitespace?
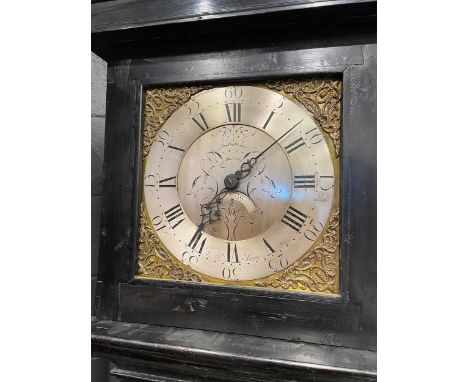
177,124,292,241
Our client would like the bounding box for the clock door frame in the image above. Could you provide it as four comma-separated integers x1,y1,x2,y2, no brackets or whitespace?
95,44,376,352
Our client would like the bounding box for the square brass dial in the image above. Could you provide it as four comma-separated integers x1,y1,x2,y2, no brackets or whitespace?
138,78,341,294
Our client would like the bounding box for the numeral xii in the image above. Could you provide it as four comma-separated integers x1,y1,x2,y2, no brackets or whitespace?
225,103,241,122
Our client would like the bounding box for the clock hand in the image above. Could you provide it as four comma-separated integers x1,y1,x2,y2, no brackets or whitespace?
200,119,304,228
222,118,304,189
198,187,229,229
254,118,303,162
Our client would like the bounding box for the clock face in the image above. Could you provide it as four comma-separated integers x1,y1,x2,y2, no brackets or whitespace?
143,86,335,282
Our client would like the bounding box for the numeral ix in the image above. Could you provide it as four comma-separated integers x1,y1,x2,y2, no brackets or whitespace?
164,203,185,229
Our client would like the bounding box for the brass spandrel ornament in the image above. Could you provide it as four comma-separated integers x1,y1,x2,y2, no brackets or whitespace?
265,79,342,158
143,85,212,157
138,79,341,294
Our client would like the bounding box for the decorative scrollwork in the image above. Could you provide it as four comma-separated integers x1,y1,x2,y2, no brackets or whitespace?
265,79,342,157
254,211,339,293
138,79,341,294
143,86,211,157
138,204,202,282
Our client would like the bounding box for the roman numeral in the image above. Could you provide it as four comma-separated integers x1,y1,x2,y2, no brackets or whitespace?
164,203,185,229
263,238,275,254
189,229,206,253
262,111,275,130
168,145,185,152
281,206,307,232
225,103,241,122
284,137,306,154
192,113,209,132
227,242,239,263
159,175,176,188
294,175,315,189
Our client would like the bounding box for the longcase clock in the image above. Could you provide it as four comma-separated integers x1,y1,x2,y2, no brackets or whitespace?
92,2,376,380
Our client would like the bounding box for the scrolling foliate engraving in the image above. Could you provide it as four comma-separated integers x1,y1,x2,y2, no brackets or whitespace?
266,79,342,157
138,204,202,282
254,210,339,293
143,86,211,157
139,79,341,293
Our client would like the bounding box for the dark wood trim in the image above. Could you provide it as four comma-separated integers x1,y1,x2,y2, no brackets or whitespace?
92,317,377,382
96,62,143,320
92,0,376,33
129,45,362,86
91,0,376,61
95,43,376,350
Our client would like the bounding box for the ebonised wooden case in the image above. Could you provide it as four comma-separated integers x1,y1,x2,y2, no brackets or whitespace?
92,1,376,380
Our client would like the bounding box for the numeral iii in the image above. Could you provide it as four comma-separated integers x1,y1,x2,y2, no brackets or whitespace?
294,175,315,189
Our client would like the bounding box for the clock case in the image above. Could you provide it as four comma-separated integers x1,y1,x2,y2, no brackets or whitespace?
92,1,376,381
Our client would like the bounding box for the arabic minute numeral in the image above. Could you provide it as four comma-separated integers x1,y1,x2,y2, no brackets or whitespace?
222,266,237,280
304,221,324,241
144,174,156,187
151,216,166,232
305,127,323,144
224,86,243,99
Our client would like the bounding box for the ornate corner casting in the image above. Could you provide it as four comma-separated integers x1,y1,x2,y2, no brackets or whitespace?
138,205,202,282
254,210,339,293
265,79,342,158
143,85,212,157
138,79,341,294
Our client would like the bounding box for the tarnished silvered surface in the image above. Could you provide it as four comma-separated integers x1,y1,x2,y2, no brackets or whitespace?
138,79,341,294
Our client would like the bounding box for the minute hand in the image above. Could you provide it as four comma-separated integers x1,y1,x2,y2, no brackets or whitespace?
254,119,303,161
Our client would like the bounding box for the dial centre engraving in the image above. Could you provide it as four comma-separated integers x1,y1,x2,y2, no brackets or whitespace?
177,124,292,241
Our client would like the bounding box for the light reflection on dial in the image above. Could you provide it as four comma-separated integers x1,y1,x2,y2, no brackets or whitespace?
143,86,335,281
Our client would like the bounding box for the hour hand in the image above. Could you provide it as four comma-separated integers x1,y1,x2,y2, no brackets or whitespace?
199,189,227,228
